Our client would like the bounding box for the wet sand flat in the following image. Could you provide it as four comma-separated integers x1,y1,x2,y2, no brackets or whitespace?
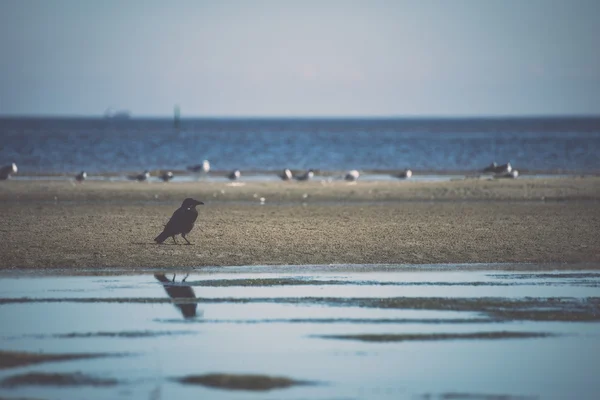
0,178,599,269
2,176,600,203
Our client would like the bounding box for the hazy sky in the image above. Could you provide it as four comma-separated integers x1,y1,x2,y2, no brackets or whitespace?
1,0,599,117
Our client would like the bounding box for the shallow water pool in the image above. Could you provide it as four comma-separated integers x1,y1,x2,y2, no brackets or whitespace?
0,267,599,399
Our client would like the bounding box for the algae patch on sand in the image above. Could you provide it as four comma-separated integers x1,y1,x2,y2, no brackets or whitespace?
176,373,313,391
314,331,554,342
1,372,118,387
417,392,537,400
51,330,195,339
0,350,119,370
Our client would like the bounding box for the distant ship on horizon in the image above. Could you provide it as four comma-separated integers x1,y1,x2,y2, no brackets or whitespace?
104,108,131,120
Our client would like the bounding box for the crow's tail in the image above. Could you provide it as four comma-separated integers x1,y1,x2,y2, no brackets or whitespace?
154,230,170,244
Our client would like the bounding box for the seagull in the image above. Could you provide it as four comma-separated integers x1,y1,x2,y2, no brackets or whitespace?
75,171,87,182
187,160,210,174
345,170,360,181
130,170,150,181
0,163,18,180
154,198,204,245
296,169,314,181
397,169,412,179
279,169,293,181
483,162,512,174
160,171,174,182
483,162,498,173
496,169,519,179
228,170,241,180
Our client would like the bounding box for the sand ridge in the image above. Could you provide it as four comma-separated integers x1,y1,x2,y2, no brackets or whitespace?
1,176,599,203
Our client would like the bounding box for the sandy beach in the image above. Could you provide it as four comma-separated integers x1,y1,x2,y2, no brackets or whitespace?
0,177,599,270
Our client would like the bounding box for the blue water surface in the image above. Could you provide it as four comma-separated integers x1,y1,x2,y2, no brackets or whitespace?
1,117,599,173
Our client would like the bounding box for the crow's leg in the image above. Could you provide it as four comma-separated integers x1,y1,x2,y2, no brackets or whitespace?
182,273,189,282
182,233,191,245
171,236,177,244
172,274,176,282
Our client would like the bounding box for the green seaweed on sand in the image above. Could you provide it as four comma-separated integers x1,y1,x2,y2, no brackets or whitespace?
1,372,118,387
175,373,313,391
0,350,122,370
314,331,553,342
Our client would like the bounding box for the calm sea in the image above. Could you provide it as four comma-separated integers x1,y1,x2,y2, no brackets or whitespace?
1,117,599,174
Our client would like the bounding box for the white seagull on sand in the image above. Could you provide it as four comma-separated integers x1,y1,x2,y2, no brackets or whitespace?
75,171,87,182
161,171,174,182
228,170,241,180
130,170,150,181
187,160,210,174
0,163,18,180
397,169,412,179
483,162,512,174
345,170,360,181
280,168,293,181
296,169,314,181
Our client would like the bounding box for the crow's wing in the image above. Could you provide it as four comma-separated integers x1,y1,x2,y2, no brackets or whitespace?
162,207,188,236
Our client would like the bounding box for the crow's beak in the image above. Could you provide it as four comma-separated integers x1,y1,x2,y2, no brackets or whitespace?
196,200,204,205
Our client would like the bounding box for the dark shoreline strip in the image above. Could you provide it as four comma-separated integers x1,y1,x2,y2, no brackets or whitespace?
171,278,600,287
1,372,119,387
419,392,537,400
1,296,599,321
2,296,598,307
0,350,125,370
314,331,554,342
155,317,498,324
175,373,313,391
1,330,197,340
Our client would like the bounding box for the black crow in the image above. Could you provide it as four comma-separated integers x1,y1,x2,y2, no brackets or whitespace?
154,198,204,244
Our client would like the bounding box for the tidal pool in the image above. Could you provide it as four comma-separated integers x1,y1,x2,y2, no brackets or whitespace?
0,266,599,400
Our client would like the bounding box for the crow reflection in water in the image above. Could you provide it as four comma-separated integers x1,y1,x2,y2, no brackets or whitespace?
154,273,198,319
